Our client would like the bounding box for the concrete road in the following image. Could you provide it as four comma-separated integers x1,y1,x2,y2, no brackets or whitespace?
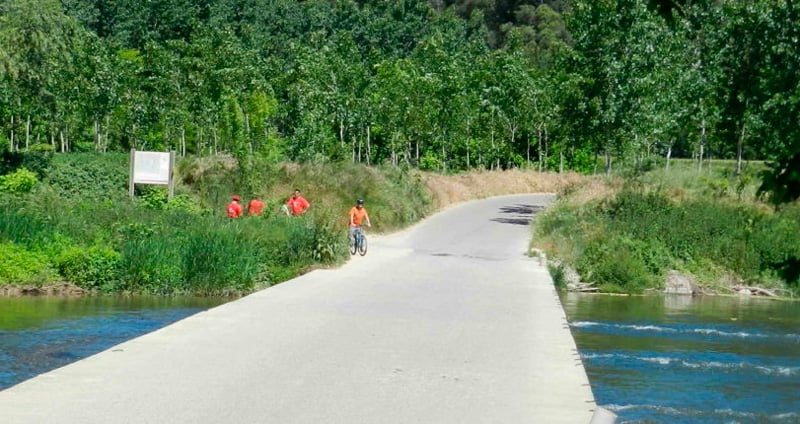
0,194,599,423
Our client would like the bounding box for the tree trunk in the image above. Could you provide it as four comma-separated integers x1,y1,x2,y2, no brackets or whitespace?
25,115,31,150
391,133,398,166
543,126,549,171
526,134,531,169
666,144,672,169
94,119,101,151
698,117,706,173
366,126,371,166
104,115,110,153
537,124,543,171
441,138,446,172
180,126,186,157
339,118,345,149
213,127,219,155
9,115,14,151
352,134,356,163
197,127,204,156
736,119,746,176
559,147,564,173
604,150,612,175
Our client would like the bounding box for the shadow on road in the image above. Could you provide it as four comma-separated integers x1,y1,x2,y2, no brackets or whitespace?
491,204,546,226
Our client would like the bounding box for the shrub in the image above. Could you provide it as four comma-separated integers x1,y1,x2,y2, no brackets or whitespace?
578,235,657,293
46,153,129,200
55,246,123,291
0,168,38,193
0,150,52,177
0,242,55,285
752,206,800,285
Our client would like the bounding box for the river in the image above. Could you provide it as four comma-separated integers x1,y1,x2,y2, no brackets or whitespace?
0,295,228,390
561,293,800,423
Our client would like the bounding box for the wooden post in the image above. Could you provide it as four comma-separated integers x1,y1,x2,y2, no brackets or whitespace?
168,151,176,199
129,148,136,199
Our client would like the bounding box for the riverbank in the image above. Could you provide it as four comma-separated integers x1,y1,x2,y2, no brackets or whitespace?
532,163,800,298
0,282,86,297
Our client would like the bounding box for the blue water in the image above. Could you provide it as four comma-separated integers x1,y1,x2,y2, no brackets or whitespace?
0,296,227,390
561,293,800,424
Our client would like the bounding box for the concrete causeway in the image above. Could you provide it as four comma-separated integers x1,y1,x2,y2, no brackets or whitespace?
0,194,605,423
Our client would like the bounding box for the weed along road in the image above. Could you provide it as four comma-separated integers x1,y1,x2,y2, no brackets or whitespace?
0,194,605,423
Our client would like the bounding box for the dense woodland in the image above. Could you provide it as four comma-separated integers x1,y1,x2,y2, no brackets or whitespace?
1,1,798,184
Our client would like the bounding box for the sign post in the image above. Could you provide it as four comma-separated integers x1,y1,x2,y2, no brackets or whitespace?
129,149,175,198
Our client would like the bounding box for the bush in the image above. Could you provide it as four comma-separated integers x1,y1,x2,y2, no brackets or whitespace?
55,246,123,291
46,153,129,200
577,235,658,293
0,150,52,177
0,168,38,193
0,242,55,285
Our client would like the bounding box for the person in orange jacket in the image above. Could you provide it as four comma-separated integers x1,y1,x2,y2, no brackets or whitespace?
227,195,243,218
247,198,265,216
285,188,310,215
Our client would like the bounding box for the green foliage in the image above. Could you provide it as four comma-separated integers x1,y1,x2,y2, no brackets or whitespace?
0,168,38,193
0,201,55,247
181,225,262,295
119,236,185,294
0,242,55,285
578,235,660,293
548,262,568,290
46,153,129,200
137,187,206,214
0,150,52,177
55,246,122,291
758,152,800,206
537,182,800,293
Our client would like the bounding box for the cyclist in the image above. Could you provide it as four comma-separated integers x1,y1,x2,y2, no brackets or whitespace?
349,199,371,245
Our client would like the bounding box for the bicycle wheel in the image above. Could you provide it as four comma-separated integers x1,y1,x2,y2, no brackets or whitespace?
349,234,357,255
358,234,368,256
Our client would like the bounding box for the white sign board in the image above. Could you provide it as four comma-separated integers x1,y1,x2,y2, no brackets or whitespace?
133,151,172,184
129,149,175,199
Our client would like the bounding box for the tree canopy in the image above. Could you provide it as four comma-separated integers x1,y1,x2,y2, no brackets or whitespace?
1,0,798,198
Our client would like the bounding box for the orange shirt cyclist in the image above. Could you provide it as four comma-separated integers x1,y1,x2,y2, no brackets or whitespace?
349,199,371,243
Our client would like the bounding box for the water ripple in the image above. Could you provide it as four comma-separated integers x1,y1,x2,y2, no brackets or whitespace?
571,320,800,341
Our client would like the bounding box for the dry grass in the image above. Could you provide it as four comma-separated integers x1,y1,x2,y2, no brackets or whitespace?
422,169,616,210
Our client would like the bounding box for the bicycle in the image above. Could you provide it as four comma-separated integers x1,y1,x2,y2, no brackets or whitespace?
349,226,368,256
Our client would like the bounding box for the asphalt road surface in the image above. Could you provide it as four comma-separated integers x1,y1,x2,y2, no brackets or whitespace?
0,194,599,423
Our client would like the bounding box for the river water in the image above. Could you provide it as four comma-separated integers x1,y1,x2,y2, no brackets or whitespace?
0,295,227,391
561,293,800,424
